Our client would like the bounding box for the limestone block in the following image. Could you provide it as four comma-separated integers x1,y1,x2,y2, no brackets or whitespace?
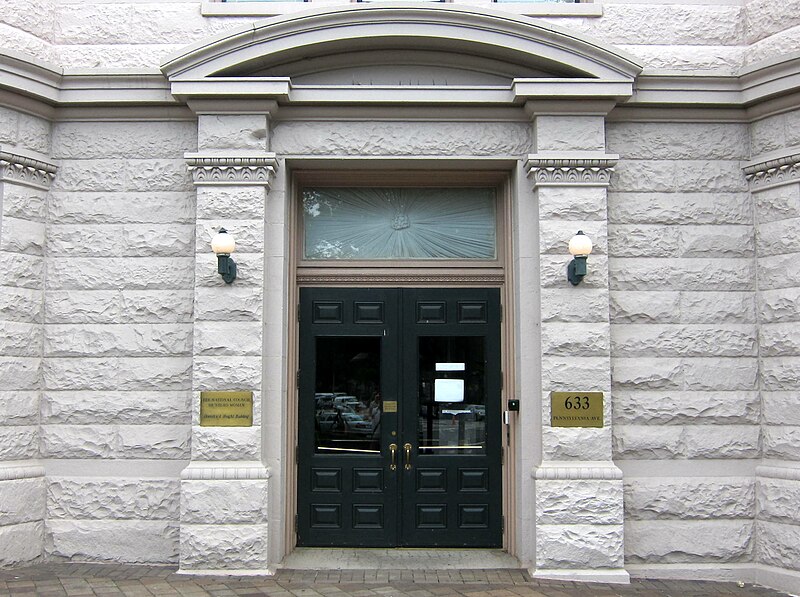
129,159,194,192
608,192,751,225
680,225,754,258
45,290,192,324
611,160,747,193
118,425,191,459
192,426,261,461
194,286,263,322
745,0,800,43
680,291,756,324
198,115,268,151
786,108,800,149
193,355,262,391
49,224,194,258
760,323,800,356
758,288,800,323
609,291,680,324
609,258,754,291
46,257,194,290
43,357,191,391
757,219,800,259
536,524,623,569
51,160,132,193
607,122,748,160
758,254,800,291
763,392,800,426
52,121,196,160
0,391,38,424
756,521,800,571
541,355,610,391
539,220,607,256
41,391,191,425
613,324,757,358
57,43,186,70
683,425,760,459
47,478,180,520
754,183,800,223
0,106,19,145
0,357,40,391
611,358,683,390
607,224,680,258
0,426,37,460
761,357,800,391
0,478,45,525
196,220,264,254
536,186,607,221
624,520,753,563
750,113,788,156
540,254,608,289
534,116,605,152
180,523,268,570
613,425,684,459
120,290,194,324
683,357,758,391
613,390,759,425
194,322,262,356
197,186,266,220
541,323,609,356
44,324,193,357
0,253,44,289
616,44,742,75
48,192,195,224
624,477,755,520
16,112,51,155
763,426,800,460
0,217,45,256
40,425,117,458
541,288,610,323
195,253,264,288
2,185,47,222
0,321,42,357
271,121,531,156
46,519,179,564
756,477,800,524
542,426,611,461
181,480,268,524
0,521,43,567
0,288,42,324
536,480,622,524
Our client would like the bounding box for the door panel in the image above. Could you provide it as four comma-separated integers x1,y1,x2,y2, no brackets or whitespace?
297,288,501,548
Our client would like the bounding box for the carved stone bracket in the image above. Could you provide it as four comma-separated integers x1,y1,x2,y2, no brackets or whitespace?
0,151,57,190
744,152,800,191
525,154,618,187
186,153,278,187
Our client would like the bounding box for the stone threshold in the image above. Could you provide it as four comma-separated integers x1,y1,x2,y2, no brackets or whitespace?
281,548,522,571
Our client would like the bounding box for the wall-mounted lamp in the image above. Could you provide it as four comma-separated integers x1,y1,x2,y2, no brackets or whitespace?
211,227,237,284
567,230,593,286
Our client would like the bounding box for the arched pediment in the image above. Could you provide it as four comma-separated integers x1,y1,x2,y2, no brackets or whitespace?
161,4,642,84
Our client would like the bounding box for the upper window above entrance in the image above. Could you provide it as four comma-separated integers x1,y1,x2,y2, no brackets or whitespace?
302,187,497,260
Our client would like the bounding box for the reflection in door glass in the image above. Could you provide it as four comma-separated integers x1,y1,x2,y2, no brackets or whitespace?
315,337,381,454
418,337,486,455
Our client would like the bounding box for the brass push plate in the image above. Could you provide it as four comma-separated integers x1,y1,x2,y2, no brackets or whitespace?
550,392,604,428
200,391,253,427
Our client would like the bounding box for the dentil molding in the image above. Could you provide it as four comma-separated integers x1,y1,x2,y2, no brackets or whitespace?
744,151,800,191
525,154,618,187
0,149,57,190
186,153,278,187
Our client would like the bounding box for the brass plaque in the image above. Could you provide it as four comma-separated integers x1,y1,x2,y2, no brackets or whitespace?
550,392,604,428
384,400,398,413
200,391,253,427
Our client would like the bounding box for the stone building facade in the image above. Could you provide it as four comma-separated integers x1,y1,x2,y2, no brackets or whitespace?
0,0,799,593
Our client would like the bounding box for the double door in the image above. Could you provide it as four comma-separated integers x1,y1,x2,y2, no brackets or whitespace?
297,287,502,547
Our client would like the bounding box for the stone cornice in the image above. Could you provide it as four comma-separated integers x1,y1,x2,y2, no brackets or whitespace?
525,153,618,187
186,153,278,187
743,149,800,191
0,148,58,190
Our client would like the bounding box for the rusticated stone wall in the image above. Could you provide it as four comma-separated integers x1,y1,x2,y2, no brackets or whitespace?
744,0,800,66
606,121,758,567
41,119,196,563
0,106,53,567
748,108,800,575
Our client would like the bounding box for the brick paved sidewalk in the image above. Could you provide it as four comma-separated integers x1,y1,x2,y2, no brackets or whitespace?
0,564,792,597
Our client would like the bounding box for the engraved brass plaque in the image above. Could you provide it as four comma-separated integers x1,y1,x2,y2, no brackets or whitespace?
200,391,253,427
384,400,398,413
550,392,604,428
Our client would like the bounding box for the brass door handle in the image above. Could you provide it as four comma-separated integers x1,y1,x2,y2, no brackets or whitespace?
389,443,397,471
404,443,412,470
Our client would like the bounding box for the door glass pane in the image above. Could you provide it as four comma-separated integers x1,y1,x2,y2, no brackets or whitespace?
303,187,496,260
417,336,486,455
315,337,382,454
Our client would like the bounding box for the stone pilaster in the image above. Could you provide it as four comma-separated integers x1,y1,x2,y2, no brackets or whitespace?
179,113,277,574
525,113,627,583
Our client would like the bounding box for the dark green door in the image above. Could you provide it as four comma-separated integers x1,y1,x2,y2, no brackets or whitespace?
297,287,502,548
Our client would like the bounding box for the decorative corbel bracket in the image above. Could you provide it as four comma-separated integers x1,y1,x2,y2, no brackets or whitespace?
186,152,278,187
0,149,58,190
525,153,618,187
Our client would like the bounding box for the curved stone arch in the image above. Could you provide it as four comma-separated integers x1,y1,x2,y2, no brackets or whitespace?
161,4,642,82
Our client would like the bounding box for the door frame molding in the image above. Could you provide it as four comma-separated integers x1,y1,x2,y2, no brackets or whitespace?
284,167,518,558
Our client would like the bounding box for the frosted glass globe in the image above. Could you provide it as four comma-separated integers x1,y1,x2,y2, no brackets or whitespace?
211,230,236,254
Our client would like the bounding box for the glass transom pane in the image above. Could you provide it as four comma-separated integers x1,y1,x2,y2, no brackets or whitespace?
303,187,496,260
